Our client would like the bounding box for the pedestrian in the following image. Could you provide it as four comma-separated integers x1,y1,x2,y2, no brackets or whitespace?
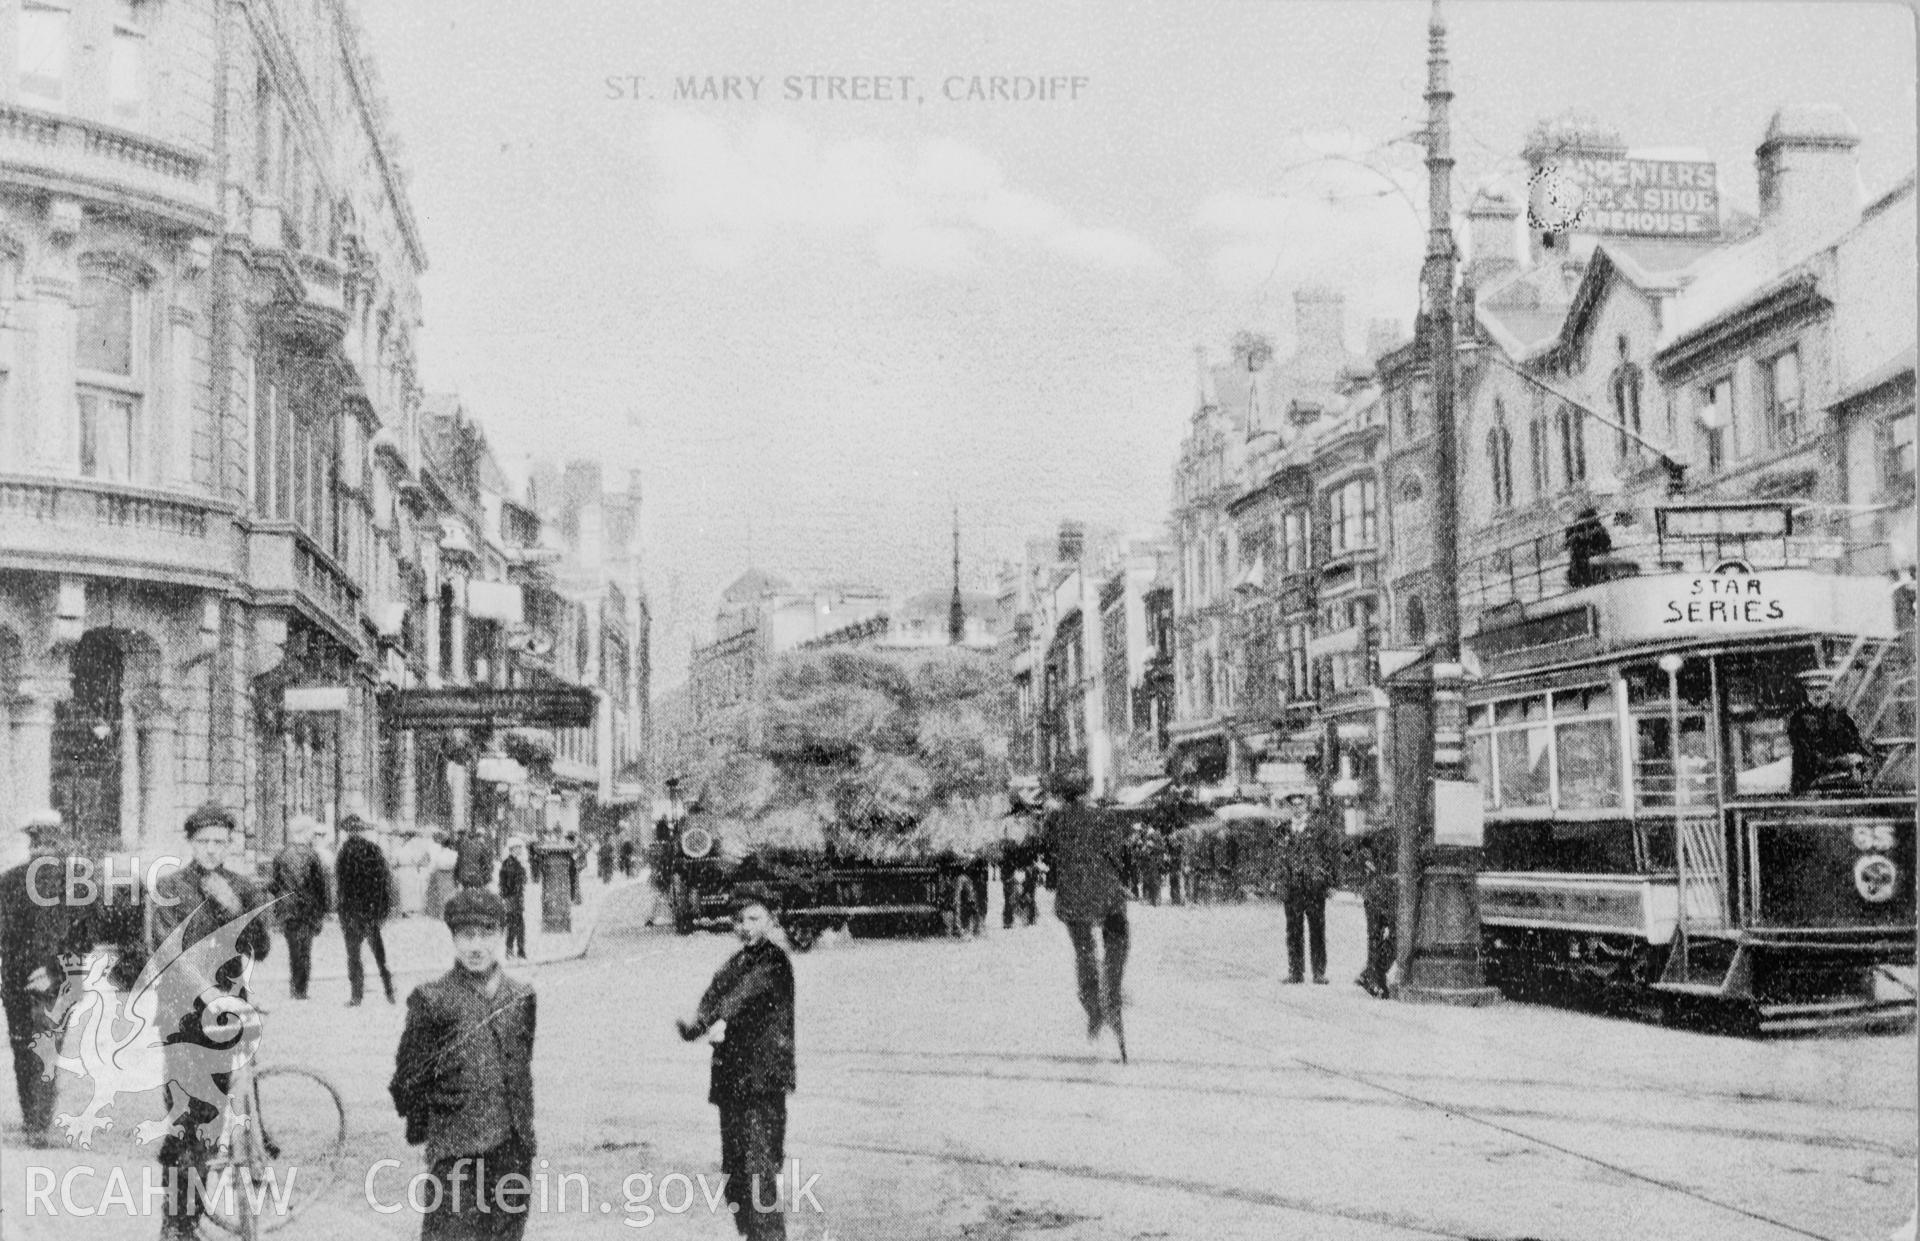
1279,793,1338,985
151,804,273,1241
498,839,529,961
395,827,435,917
269,816,332,1001
0,810,84,1146
1165,829,1185,906
676,883,795,1241
597,836,615,885
619,839,636,878
1352,835,1397,999
1041,769,1130,1059
390,889,537,1241
337,813,397,1006
567,833,584,906
454,828,496,891
1142,829,1165,907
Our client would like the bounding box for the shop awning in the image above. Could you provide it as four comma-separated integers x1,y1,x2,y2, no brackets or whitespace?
1113,778,1172,807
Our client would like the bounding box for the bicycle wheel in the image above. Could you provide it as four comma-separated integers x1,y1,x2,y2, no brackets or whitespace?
200,1068,347,1236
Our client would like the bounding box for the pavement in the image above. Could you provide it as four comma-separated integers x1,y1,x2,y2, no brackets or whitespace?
243,870,649,998
3,881,1915,1241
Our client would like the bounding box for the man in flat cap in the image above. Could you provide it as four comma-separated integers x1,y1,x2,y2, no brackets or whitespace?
151,803,273,1241
391,887,537,1241
0,810,83,1145
336,814,396,1006
1787,667,1870,794
1040,766,1131,1058
678,883,795,1240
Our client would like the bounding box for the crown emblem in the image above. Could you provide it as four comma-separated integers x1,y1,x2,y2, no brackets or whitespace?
57,952,90,974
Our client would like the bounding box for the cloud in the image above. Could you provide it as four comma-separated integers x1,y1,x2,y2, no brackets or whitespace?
1195,158,1428,293
650,115,1159,275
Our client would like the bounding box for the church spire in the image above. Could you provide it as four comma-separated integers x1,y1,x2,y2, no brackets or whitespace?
948,506,965,646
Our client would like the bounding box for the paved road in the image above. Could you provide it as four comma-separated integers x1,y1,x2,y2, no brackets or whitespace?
4,884,1914,1240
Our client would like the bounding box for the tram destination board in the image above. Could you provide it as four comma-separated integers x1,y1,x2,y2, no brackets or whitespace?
382,686,599,729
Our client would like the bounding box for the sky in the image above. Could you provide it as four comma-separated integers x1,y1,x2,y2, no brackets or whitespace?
351,0,1917,687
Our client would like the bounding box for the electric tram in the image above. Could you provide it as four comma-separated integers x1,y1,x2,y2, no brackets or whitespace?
1464,568,1915,1033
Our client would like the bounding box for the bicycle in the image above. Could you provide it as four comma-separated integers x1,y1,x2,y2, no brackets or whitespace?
198,1051,347,1238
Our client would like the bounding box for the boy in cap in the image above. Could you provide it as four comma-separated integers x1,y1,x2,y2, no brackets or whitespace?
677,883,795,1240
151,803,274,1241
390,888,537,1241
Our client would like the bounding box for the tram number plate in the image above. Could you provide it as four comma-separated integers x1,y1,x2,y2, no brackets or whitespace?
1751,817,1914,929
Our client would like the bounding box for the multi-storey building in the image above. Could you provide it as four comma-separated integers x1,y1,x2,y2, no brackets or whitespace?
0,0,426,858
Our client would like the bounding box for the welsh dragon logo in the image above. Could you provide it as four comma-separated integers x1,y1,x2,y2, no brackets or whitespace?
32,898,279,1149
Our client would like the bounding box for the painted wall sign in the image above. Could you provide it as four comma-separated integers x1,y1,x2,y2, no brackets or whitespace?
1542,156,1721,237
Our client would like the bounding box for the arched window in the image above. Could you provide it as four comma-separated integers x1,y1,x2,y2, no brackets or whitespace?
1488,426,1514,509
1557,403,1587,483
1405,595,1427,643
1612,348,1644,461
1529,414,1552,496
74,273,143,482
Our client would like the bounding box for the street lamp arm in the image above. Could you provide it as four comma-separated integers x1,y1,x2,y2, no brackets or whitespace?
1481,351,1687,481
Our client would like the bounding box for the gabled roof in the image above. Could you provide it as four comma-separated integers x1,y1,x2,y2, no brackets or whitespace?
721,568,791,602
1530,243,1690,367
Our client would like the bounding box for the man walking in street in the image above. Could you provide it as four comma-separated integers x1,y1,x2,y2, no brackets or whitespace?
677,883,796,1241
151,804,273,1241
1041,768,1130,1059
454,828,496,892
390,889,537,1241
0,811,83,1145
270,816,331,1001
498,839,529,961
1279,793,1338,985
337,814,397,1006
1352,835,1398,998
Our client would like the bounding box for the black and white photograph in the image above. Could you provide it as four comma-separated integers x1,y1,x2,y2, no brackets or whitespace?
0,1,1916,1238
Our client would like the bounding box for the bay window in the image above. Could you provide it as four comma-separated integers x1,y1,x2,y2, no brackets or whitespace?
1328,477,1377,553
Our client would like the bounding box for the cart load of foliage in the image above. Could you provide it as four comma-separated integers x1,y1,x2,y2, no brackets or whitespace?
690,647,1019,863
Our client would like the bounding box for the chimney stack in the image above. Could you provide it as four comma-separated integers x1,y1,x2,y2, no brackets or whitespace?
1057,520,1085,565
1756,105,1864,262
1293,287,1348,360
1465,187,1522,289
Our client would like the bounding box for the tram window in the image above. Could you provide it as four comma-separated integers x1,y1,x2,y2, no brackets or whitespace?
1467,733,1494,807
1555,717,1621,809
1722,650,1819,796
1496,727,1552,808
1495,696,1547,724
1633,714,1714,808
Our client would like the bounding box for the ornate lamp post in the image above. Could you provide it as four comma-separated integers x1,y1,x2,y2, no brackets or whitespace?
1394,0,1500,1004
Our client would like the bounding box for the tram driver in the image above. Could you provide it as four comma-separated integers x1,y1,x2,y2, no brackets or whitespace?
1786,668,1870,794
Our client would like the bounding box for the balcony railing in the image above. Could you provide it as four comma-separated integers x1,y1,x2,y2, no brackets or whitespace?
0,104,214,227
0,474,233,587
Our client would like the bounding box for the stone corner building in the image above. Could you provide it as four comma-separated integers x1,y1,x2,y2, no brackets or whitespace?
0,0,426,861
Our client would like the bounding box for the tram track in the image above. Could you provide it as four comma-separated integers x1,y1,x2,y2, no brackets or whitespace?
821,1059,1913,1159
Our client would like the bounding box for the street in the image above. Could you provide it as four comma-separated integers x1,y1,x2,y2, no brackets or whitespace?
4,882,1913,1241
